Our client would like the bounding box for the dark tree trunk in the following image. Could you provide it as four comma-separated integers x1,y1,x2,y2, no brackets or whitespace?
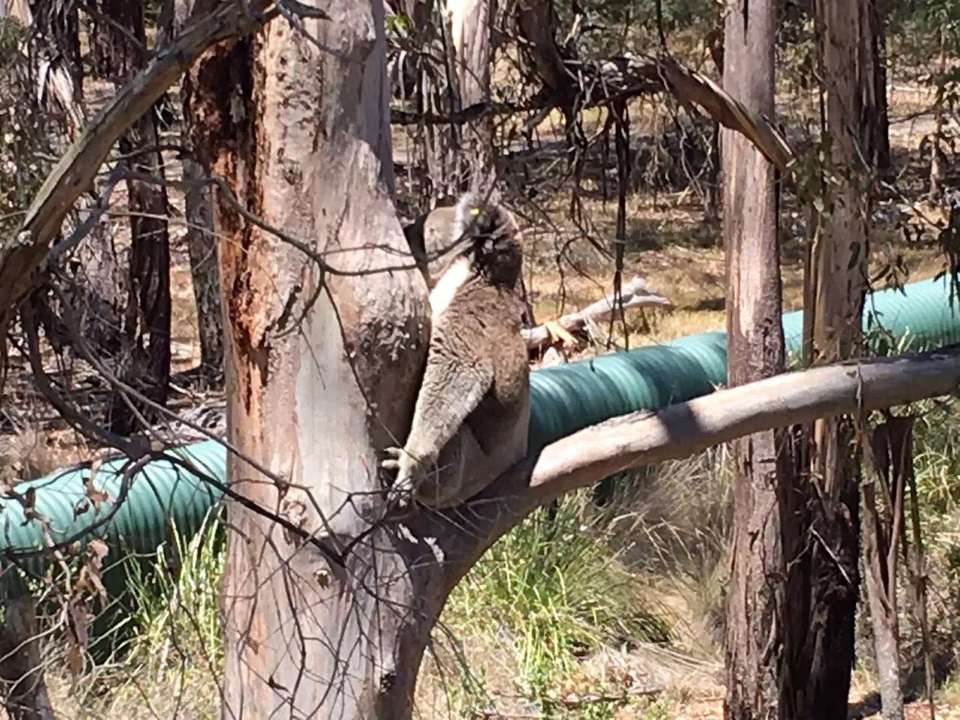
64,224,125,356
182,155,224,380
873,0,890,171
112,120,172,431
929,26,948,202
801,1,878,716
862,417,912,720
721,2,801,717
0,595,55,720
175,1,224,383
703,21,722,224
93,0,172,434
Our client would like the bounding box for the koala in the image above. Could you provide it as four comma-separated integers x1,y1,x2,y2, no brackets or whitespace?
403,202,460,289
384,193,530,509
404,202,537,325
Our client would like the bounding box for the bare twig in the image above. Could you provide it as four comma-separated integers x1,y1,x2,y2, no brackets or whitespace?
521,276,672,351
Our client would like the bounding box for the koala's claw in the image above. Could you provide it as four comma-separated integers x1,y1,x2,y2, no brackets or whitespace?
381,446,403,471
382,446,417,510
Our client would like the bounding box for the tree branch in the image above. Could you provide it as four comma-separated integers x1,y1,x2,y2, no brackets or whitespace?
428,345,960,585
0,0,285,354
657,58,795,171
521,276,672,351
528,346,959,495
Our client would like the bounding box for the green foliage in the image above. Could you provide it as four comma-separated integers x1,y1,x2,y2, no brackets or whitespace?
0,16,24,61
444,489,670,701
888,0,960,64
914,400,960,513
0,17,51,236
123,511,225,672
554,0,716,56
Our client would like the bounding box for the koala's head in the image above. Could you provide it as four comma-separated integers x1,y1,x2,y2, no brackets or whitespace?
453,192,522,289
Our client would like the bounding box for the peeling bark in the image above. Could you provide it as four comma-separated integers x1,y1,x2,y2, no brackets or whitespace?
804,1,878,716
721,2,801,718
190,4,435,717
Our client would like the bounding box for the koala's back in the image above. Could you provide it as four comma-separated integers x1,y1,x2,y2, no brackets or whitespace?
431,278,529,456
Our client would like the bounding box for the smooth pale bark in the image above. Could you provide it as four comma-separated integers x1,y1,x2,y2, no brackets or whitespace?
807,1,878,716
406,348,960,625
188,4,436,718
521,348,960,500
720,2,799,717
447,0,493,187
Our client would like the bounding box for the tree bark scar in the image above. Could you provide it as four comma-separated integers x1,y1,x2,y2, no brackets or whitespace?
193,35,272,416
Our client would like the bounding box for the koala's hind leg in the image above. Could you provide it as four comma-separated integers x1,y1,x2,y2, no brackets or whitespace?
412,424,518,507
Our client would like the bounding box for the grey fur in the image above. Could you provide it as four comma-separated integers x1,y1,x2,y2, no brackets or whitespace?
385,193,530,509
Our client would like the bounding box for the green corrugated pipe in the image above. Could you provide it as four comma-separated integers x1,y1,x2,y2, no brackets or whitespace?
0,442,223,580
1,275,957,565
530,274,959,451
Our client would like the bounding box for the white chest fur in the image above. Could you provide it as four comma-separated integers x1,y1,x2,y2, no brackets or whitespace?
429,256,472,322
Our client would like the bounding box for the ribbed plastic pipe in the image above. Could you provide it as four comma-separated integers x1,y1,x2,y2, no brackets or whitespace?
782,274,960,355
0,442,223,576
530,274,959,452
1,275,956,561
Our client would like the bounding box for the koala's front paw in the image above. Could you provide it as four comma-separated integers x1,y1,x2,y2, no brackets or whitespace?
381,446,404,472
382,447,420,510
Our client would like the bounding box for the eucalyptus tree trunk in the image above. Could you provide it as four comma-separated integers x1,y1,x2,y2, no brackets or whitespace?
803,1,878,716
174,0,224,382
0,596,55,720
873,0,890,172
187,4,443,717
448,0,493,186
182,156,223,380
94,0,172,433
721,2,800,717
862,418,909,720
